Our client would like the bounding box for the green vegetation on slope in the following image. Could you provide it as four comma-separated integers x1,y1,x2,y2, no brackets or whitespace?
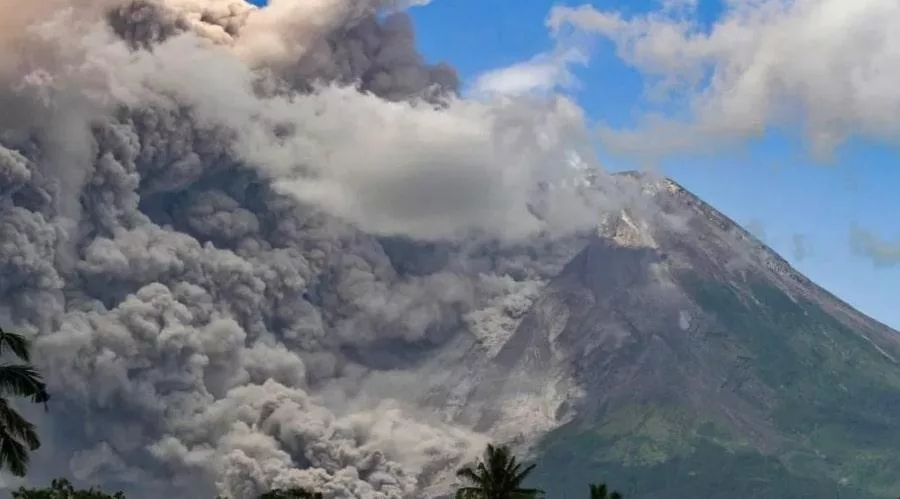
526,401,876,499
528,420,874,499
686,277,900,496
525,275,900,499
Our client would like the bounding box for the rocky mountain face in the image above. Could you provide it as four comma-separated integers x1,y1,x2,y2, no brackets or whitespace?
486,172,900,499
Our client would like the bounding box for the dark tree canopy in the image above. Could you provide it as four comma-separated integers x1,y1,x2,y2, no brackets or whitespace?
454,443,544,499
16,481,325,499
589,483,623,499
0,326,50,477
11,478,125,499
17,447,629,499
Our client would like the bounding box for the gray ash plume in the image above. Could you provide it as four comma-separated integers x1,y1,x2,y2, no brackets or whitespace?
0,1,625,497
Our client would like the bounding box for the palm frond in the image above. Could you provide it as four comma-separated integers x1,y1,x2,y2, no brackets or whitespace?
589,482,623,499
511,488,544,497
0,328,32,363
455,443,543,499
0,364,48,399
0,331,46,478
0,399,40,450
454,487,481,499
0,432,30,476
511,462,537,485
456,466,487,485
590,483,608,498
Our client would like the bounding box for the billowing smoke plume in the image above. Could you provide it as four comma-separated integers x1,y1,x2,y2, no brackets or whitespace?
0,1,626,497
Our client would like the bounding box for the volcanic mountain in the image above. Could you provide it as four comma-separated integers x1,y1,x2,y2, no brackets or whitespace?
7,2,900,498
451,172,900,499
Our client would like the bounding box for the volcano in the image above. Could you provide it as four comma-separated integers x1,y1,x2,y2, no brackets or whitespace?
469,172,900,499
5,2,899,497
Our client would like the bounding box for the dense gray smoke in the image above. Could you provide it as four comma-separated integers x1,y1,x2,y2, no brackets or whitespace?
0,1,627,497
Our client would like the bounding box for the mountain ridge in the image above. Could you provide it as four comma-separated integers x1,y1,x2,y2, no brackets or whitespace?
610,170,900,358
467,170,900,498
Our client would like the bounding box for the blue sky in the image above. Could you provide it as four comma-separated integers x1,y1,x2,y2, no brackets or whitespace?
251,0,900,330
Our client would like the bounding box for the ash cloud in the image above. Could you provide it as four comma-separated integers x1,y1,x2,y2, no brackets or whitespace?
0,1,626,498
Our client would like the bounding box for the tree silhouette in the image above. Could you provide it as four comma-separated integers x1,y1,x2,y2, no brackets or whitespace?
0,326,50,476
589,483,623,499
11,478,124,499
455,443,543,499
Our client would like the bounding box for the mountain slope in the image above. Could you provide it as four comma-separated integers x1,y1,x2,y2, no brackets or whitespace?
498,173,900,498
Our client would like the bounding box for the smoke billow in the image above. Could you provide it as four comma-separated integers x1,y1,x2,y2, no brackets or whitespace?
0,1,626,497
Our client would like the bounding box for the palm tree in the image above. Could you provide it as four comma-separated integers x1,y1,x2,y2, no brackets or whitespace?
589,483,623,499
0,327,50,476
454,443,543,499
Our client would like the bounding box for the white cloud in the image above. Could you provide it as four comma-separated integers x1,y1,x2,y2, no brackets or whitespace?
469,48,587,97
549,0,900,160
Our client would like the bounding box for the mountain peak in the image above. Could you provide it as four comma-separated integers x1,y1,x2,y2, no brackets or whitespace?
474,170,900,498
612,169,683,191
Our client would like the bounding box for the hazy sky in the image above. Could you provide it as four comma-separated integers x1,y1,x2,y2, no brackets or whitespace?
252,0,900,330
